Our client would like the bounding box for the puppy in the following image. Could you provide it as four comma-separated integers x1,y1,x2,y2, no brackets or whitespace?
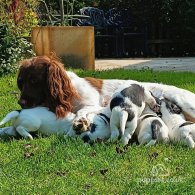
109,84,159,145
68,106,111,143
135,104,169,146
160,98,195,148
0,107,75,140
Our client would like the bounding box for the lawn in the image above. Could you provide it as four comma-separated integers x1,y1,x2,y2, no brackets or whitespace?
0,69,195,194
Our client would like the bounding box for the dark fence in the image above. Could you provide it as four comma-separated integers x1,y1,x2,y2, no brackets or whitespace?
76,7,195,58
146,22,174,57
37,1,195,58
77,7,147,58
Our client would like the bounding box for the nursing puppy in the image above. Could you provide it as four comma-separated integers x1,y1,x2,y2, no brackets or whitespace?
135,104,169,146
0,107,75,140
160,98,195,148
109,83,159,145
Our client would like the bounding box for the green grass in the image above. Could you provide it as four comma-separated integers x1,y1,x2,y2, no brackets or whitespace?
0,69,195,194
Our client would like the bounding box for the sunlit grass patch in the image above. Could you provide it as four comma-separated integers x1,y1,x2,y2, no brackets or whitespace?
0,69,195,194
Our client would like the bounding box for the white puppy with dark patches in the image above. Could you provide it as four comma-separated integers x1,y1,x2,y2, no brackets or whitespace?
135,104,169,146
0,107,75,140
160,98,195,148
109,84,159,145
67,106,111,143
80,108,111,143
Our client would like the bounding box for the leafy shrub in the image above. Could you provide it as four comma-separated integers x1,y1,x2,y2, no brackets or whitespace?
0,0,38,75
0,24,34,75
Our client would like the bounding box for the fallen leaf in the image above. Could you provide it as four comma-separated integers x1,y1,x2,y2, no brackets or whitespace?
89,171,95,176
23,143,32,149
24,152,34,158
90,151,96,157
55,171,68,177
84,183,91,189
149,152,159,161
100,169,108,176
33,147,39,152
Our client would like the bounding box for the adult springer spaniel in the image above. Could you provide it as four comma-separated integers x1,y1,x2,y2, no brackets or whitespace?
17,54,195,129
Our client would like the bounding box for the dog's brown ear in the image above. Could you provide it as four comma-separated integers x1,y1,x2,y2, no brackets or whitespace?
45,55,80,118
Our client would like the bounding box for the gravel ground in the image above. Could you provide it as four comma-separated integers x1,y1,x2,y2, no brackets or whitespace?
95,57,195,72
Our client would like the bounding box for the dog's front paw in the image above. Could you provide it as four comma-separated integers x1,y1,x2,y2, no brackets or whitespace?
72,117,91,135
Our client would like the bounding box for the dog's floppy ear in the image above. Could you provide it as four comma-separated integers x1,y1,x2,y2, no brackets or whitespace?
45,54,80,118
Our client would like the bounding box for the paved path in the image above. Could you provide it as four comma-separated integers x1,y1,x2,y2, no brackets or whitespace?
95,57,195,72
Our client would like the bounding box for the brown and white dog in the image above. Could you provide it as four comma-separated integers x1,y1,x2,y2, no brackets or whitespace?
15,54,195,135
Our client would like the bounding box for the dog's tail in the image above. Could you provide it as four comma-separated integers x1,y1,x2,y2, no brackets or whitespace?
120,110,128,135
0,111,20,126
